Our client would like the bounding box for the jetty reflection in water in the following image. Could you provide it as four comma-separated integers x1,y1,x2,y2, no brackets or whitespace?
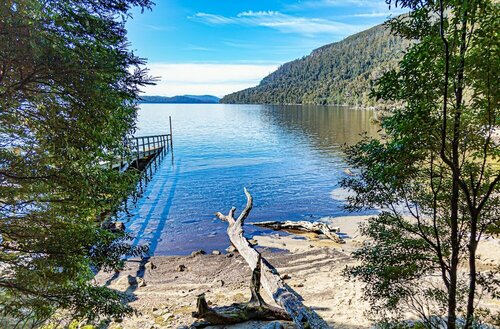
124,104,378,255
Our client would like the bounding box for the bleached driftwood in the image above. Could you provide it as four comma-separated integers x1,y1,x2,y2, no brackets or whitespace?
212,188,330,329
192,254,291,326
252,220,345,244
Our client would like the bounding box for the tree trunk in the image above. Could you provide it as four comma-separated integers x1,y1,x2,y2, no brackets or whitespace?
215,188,331,329
252,220,344,244
465,212,479,329
192,254,292,327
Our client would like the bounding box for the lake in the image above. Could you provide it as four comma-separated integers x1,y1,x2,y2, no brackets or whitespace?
125,104,378,255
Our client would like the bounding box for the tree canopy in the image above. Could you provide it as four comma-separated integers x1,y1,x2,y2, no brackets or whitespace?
0,0,152,325
343,0,499,328
221,22,411,107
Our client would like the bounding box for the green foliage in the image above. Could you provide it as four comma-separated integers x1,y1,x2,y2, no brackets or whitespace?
139,95,220,104
342,0,499,327
221,23,411,107
0,0,152,325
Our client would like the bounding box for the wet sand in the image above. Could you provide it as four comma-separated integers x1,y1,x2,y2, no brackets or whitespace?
96,215,500,329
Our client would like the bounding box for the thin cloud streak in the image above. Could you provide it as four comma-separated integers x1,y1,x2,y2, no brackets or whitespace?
346,10,407,18
190,10,366,36
288,0,390,10
184,45,216,52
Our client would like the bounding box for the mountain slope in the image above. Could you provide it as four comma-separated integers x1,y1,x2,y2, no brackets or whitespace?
221,23,410,107
183,95,220,103
139,95,220,104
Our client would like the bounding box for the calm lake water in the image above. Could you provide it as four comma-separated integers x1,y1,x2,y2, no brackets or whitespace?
125,104,378,255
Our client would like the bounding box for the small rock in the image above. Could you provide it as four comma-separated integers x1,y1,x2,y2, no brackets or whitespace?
137,277,147,287
191,249,206,257
225,253,234,258
127,275,138,286
281,274,291,280
165,312,174,319
152,308,163,317
114,275,136,290
212,250,221,255
176,264,186,272
212,279,224,287
295,283,304,288
226,245,237,253
103,221,125,233
145,261,157,270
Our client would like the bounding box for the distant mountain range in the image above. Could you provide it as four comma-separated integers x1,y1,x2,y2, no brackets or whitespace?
221,22,410,107
139,95,220,104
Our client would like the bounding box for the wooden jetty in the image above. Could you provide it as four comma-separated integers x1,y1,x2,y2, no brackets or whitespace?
108,116,174,186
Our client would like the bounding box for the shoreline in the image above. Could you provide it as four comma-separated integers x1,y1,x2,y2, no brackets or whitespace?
96,215,373,328
96,215,500,329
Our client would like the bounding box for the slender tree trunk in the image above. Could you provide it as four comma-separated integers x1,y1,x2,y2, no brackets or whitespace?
448,184,459,329
465,213,479,329
438,0,458,325
452,5,470,328
439,1,470,327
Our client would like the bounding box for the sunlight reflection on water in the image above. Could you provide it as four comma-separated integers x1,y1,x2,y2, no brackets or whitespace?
123,104,378,255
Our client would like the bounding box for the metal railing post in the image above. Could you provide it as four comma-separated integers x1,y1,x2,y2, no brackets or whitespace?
169,116,174,160
136,139,140,169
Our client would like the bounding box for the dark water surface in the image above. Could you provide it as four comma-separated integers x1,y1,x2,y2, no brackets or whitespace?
125,104,378,255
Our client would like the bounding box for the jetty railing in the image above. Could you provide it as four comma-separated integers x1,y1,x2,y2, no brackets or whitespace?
110,117,173,191
133,133,171,169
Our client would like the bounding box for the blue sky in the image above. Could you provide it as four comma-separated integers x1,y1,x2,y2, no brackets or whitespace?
126,0,405,97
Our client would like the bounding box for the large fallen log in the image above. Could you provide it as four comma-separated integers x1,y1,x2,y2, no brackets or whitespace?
213,188,330,329
252,220,345,244
192,254,291,327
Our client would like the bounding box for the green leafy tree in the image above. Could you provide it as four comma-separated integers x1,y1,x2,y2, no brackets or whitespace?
0,0,152,326
342,0,499,328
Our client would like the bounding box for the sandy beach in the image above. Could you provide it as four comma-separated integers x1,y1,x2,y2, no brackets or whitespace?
96,215,500,329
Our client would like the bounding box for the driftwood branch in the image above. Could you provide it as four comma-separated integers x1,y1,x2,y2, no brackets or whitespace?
212,188,330,329
252,220,345,244
192,254,291,326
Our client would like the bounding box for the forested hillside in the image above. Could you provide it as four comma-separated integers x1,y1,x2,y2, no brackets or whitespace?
140,95,220,104
221,23,410,107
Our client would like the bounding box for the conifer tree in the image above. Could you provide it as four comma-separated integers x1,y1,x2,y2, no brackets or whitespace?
0,0,152,325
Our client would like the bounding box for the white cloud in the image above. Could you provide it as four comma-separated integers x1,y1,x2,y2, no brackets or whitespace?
350,12,397,18
190,11,365,36
237,11,281,17
285,0,407,16
142,63,279,97
191,13,234,25
291,0,389,9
